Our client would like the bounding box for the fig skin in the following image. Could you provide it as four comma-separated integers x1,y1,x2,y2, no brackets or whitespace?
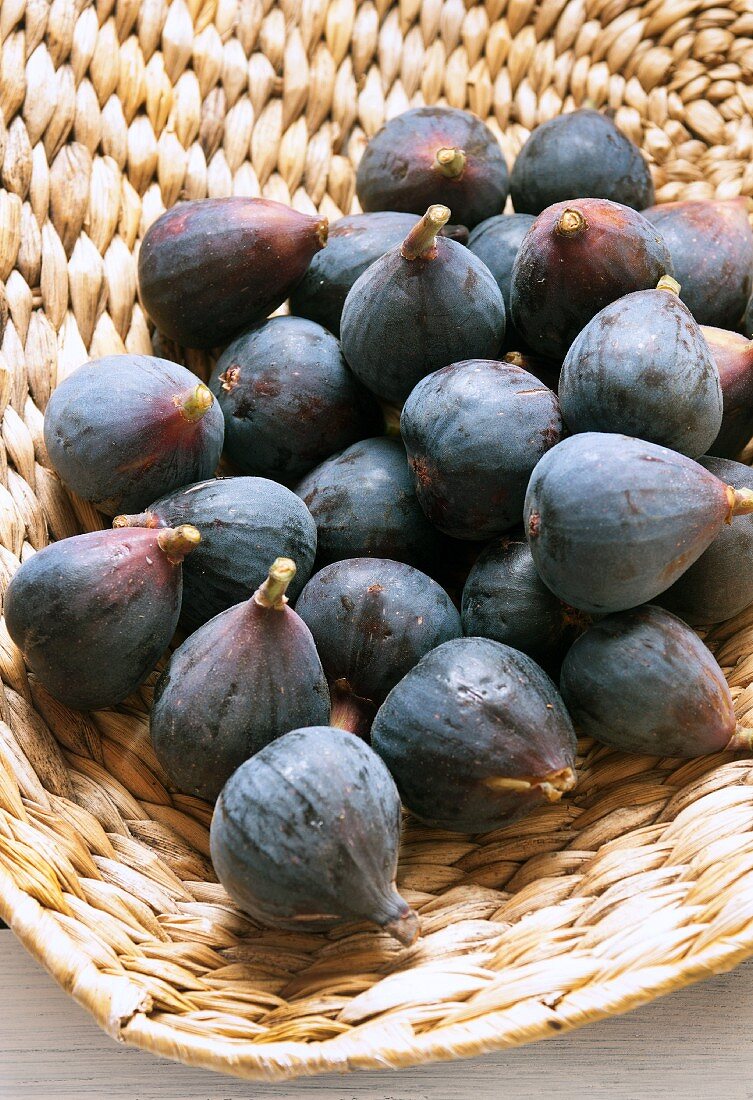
461,537,589,670
467,214,535,348
289,212,465,337
210,726,419,945
510,199,673,359
295,557,461,733
643,199,753,329
524,432,753,615
43,356,224,516
401,359,563,539
114,476,316,631
151,559,330,801
208,316,381,484
295,437,437,572
558,281,722,458
341,206,506,405
657,457,753,625
371,637,577,834
510,110,655,215
560,604,751,757
356,107,509,229
138,198,328,348
703,327,753,459
4,525,200,711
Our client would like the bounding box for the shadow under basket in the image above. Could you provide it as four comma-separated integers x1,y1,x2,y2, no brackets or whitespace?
2,0,753,1082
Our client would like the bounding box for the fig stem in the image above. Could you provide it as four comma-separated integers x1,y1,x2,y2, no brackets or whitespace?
175,383,214,423
726,486,753,520
113,511,160,529
728,725,753,751
382,898,420,946
315,217,329,250
157,524,201,564
329,679,377,739
484,766,576,802
434,146,466,179
401,205,451,261
254,557,296,609
657,275,681,295
555,208,588,238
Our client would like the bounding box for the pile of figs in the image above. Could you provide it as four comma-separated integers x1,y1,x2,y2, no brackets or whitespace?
10,106,753,948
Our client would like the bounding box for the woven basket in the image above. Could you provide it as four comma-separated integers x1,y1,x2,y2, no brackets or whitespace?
1,0,753,1083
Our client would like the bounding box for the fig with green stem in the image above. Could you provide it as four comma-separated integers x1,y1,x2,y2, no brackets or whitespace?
151,557,330,801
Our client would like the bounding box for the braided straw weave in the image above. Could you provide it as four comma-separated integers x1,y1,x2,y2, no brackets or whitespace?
1,0,753,1082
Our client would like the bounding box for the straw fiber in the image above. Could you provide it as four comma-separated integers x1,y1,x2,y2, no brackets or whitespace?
1,0,753,1082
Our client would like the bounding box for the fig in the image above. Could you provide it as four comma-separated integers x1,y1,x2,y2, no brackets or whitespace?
289,211,466,337
356,107,509,229
467,213,535,347
401,358,563,539
525,433,753,614
210,726,419,945
5,525,200,711
510,109,655,215
114,476,316,631
461,538,589,669
44,355,224,516
558,277,722,457
657,456,753,625
560,605,753,756
208,316,381,484
295,558,461,736
371,638,577,834
151,559,330,801
703,327,753,459
295,437,437,571
138,198,328,348
340,205,506,404
510,199,673,359
643,199,753,328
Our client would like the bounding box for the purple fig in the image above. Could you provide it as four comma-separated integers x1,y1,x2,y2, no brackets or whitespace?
703,326,753,459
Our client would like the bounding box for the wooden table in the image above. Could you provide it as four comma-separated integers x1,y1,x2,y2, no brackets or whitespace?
1,931,751,1099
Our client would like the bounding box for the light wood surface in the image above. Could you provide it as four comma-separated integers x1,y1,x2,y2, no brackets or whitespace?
1,933,751,1099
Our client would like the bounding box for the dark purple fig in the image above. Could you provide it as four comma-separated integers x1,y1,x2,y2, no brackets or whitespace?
371,638,577,834
467,213,535,348
43,355,224,516
138,198,328,348
341,205,506,404
114,476,316,631
401,359,563,539
356,107,509,229
295,437,437,571
510,199,672,359
295,558,461,736
288,211,466,337
558,278,722,457
510,109,655,215
643,198,753,328
525,432,753,614
703,327,753,459
151,558,329,801
560,604,753,756
461,538,590,670
210,725,419,945
208,316,381,484
5,525,200,711
657,456,753,624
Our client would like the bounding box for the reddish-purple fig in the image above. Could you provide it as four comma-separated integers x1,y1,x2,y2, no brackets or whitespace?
5,525,200,711
44,355,224,515
510,199,672,358
151,558,330,801
341,206,506,404
356,107,509,229
643,198,753,328
703,327,753,459
138,198,328,348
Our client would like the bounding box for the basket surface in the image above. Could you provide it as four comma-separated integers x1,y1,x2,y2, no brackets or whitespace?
1,0,753,1082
